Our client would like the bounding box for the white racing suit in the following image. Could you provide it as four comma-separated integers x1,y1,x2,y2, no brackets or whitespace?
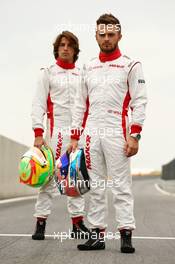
31,62,88,219
71,51,147,230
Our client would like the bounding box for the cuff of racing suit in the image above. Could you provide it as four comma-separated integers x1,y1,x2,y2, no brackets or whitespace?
34,128,44,137
130,124,142,134
71,216,83,225
70,129,81,140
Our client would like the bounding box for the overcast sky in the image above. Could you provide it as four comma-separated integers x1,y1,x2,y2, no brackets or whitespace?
0,0,175,172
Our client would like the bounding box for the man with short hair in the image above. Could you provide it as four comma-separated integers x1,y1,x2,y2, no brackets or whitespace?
70,14,147,253
31,31,89,240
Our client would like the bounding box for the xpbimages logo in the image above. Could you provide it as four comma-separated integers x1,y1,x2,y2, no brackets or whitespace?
53,230,120,242
55,22,121,34
56,179,120,191
52,127,124,139
97,23,121,34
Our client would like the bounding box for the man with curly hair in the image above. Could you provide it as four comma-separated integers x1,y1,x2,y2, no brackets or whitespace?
31,31,89,240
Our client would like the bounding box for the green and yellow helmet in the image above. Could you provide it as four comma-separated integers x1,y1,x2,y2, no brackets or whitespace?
19,145,54,188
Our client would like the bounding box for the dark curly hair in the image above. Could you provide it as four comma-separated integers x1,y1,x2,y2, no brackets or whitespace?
53,31,80,62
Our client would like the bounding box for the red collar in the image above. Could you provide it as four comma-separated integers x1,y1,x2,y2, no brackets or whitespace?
99,48,121,62
56,58,75,69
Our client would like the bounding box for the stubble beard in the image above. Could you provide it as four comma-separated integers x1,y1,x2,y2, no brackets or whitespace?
99,43,118,54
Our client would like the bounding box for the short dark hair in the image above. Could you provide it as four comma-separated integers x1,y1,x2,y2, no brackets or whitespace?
53,31,80,62
96,13,121,33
